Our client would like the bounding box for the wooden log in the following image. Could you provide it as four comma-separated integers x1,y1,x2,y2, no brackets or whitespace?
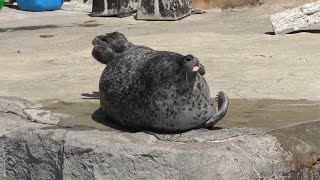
270,1,320,34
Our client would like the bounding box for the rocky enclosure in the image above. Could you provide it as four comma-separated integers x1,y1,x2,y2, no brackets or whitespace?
1,97,320,179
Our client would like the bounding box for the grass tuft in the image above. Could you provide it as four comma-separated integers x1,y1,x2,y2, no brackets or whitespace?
0,28,7,32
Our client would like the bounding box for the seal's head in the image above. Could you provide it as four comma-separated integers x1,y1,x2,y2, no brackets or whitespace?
178,54,206,84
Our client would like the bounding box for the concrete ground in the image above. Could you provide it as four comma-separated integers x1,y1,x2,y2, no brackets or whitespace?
1,3,319,103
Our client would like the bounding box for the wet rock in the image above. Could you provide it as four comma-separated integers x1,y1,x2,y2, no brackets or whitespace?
62,0,93,12
91,0,139,17
270,1,320,34
269,121,320,179
137,0,191,21
0,96,36,118
23,109,71,125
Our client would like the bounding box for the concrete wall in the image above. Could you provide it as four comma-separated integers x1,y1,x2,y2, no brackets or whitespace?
192,0,317,9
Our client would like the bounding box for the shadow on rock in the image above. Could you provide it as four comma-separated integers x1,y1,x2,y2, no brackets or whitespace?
91,107,138,132
3,5,20,10
265,29,320,35
287,29,320,34
90,107,224,134
86,93,224,134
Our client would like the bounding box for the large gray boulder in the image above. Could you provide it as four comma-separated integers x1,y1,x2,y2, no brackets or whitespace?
137,0,191,20
1,96,320,179
62,0,93,12
91,0,139,17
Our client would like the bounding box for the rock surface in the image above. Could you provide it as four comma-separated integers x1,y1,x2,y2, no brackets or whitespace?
62,0,93,12
137,0,191,20
270,1,320,34
91,0,138,17
1,97,320,179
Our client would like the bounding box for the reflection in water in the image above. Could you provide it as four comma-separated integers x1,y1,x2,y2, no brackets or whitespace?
38,99,320,131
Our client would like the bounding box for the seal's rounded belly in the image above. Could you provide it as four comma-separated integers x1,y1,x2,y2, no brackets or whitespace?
145,75,215,131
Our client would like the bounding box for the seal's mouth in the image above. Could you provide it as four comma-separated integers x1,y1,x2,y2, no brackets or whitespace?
179,55,205,77
192,66,200,72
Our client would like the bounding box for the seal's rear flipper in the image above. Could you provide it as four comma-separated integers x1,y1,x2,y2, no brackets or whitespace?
204,91,229,128
92,32,130,64
92,46,115,65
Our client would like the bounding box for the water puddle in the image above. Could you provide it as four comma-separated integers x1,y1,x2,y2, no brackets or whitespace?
38,99,320,131
216,99,320,129
38,99,116,131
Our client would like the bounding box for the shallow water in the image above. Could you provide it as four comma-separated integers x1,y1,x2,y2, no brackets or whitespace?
38,99,114,131
38,99,320,131
216,99,320,129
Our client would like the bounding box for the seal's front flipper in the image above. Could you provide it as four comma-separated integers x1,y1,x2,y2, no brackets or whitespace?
204,91,229,128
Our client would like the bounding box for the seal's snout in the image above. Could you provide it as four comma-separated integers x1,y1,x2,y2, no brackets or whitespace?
182,55,205,75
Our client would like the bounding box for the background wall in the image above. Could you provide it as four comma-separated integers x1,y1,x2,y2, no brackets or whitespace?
192,0,317,9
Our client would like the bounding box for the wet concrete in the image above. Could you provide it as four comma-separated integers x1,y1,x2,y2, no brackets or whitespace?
5,25,62,32
76,23,103,27
2,22,103,32
38,99,320,131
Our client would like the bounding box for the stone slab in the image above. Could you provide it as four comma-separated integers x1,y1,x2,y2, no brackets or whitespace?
270,1,320,34
137,0,191,21
23,108,71,125
62,0,93,12
1,96,320,179
0,96,36,119
91,0,139,17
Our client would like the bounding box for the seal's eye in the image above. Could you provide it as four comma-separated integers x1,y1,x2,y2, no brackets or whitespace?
185,57,192,62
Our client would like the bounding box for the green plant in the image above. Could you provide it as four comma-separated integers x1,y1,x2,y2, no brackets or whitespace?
0,28,7,32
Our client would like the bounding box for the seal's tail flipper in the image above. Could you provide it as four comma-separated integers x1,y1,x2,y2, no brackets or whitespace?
204,91,229,128
92,32,130,64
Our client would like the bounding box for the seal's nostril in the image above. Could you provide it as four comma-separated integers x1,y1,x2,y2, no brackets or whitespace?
185,58,192,62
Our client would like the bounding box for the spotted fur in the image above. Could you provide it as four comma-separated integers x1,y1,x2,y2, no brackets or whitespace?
92,32,228,132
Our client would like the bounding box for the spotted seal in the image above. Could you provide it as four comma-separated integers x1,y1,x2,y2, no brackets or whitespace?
92,32,229,132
